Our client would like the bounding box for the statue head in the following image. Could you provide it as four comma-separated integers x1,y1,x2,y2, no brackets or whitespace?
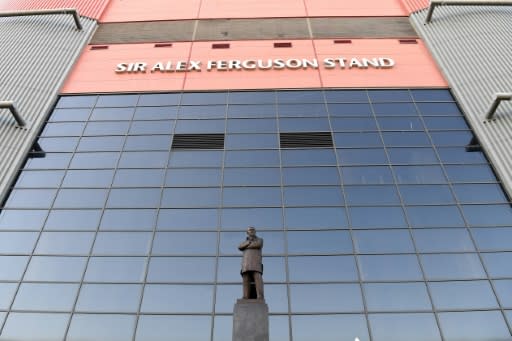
247,226,256,238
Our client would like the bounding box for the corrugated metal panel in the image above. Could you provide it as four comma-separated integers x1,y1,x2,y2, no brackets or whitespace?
0,15,97,202
400,0,429,14
410,6,512,196
0,0,110,20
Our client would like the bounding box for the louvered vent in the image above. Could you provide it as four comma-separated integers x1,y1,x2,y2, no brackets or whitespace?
280,132,333,148
172,134,225,149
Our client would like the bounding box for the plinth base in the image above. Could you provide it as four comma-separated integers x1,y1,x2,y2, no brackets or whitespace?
232,299,269,341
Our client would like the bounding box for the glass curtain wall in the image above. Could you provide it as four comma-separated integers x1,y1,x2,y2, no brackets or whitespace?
0,89,511,341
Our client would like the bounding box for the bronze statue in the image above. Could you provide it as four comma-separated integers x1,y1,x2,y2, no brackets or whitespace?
238,226,264,300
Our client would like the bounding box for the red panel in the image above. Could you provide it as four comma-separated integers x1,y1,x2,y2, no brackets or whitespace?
100,0,200,22
315,39,446,88
61,39,447,94
400,0,430,14
199,0,306,19
0,0,110,20
305,0,406,17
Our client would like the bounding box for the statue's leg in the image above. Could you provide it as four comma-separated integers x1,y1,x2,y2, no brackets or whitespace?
253,272,264,299
242,273,251,299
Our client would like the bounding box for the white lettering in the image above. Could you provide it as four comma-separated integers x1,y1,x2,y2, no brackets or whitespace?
302,58,319,69
207,60,217,71
349,58,363,69
379,57,395,68
257,59,273,70
323,58,336,69
115,63,128,73
176,61,188,72
228,60,242,70
242,60,257,70
274,59,286,70
189,60,202,71
151,62,165,73
362,58,380,68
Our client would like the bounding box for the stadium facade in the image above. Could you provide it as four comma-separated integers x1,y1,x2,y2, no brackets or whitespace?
0,0,512,340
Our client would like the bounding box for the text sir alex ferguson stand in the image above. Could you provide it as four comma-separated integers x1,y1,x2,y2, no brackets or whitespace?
238,226,264,300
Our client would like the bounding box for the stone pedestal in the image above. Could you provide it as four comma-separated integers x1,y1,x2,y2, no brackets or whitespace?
232,299,269,341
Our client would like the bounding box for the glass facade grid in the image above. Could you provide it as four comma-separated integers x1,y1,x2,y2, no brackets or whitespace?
0,89,511,341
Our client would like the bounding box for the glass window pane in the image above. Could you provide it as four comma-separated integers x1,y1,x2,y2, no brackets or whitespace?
113,169,166,187
350,206,407,228
0,232,38,253
85,257,146,282
359,255,423,281
345,185,400,205
280,117,330,131
49,210,101,232
377,117,423,130
373,102,417,115
338,148,388,165
0,313,69,341
5,189,57,208
216,284,288,313
76,284,141,312
421,254,485,280
71,152,120,169
139,93,181,106
462,204,512,226
227,119,277,133
430,281,498,310
101,209,156,230
67,314,136,341
291,284,363,312
416,102,460,115
437,147,487,164
292,314,369,341
107,188,161,208
124,135,171,151
353,230,414,253
334,132,382,147
13,283,78,311
342,166,393,184
288,231,352,254
406,206,465,227
227,104,276,118
182,92,227,105
278,103,327,117
473,228,512,251
370,313,441,341
134,106,178,120
90,107,134,120
54,189,108,208
454,184,507,203
365,283,431,312
399,185,455,204
445,165,498,182
14,170,65,188
277,90,324,103
0,256,29,280
93,232,152,255
147,257,215,283
129,120,174,135
50,108,91,122
224,168,280,186
481,253,512,277
24,153,72,170
288,255,358,282
325,90,368,102
229,91,276,104
166,168,221,187
225,150,279,167
169,150,223,167
119,151,168,168
161,188,221,208
57,96,97,108
283,167,339,185
411,89,453,102
84,121,130,135
62,169,115,188
328,103,372,116
285,207,347,229
414,228,475,252
96,94,138,107
157,209,217,230
284,186,343,206
393,165,447,184
439,311,511,341
0,284,17,309
135,316,211,341
25,256,87,281
331,117,377,131
152,232,217,255
174,119,224,133
281,149,336,166
493,280,512,307
423,116,469,130
38,137,79,152
382,132,430,146
224,187,281,207
141,285,213,313
35,232,95,255
388,147,438,164
221,208,283,230
77,136,125,151
0,210,47,230
369,90,411,102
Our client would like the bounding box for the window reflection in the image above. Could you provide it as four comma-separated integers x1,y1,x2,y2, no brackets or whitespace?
292,315,369,341
369,313,441,341
67,314,136,341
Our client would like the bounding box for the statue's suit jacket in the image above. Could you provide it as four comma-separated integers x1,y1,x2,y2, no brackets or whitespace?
239,237,263,274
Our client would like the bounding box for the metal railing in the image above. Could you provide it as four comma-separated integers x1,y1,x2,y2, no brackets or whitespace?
485,93,512,120
425,0,512,23
0,101,26,127
0,8,82,30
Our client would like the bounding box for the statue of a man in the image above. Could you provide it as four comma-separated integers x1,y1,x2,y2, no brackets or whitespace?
238,226,264,300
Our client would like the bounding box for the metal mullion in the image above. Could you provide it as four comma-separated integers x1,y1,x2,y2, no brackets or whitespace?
369,89,447,341
62,97,138,341
410,96,512,336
